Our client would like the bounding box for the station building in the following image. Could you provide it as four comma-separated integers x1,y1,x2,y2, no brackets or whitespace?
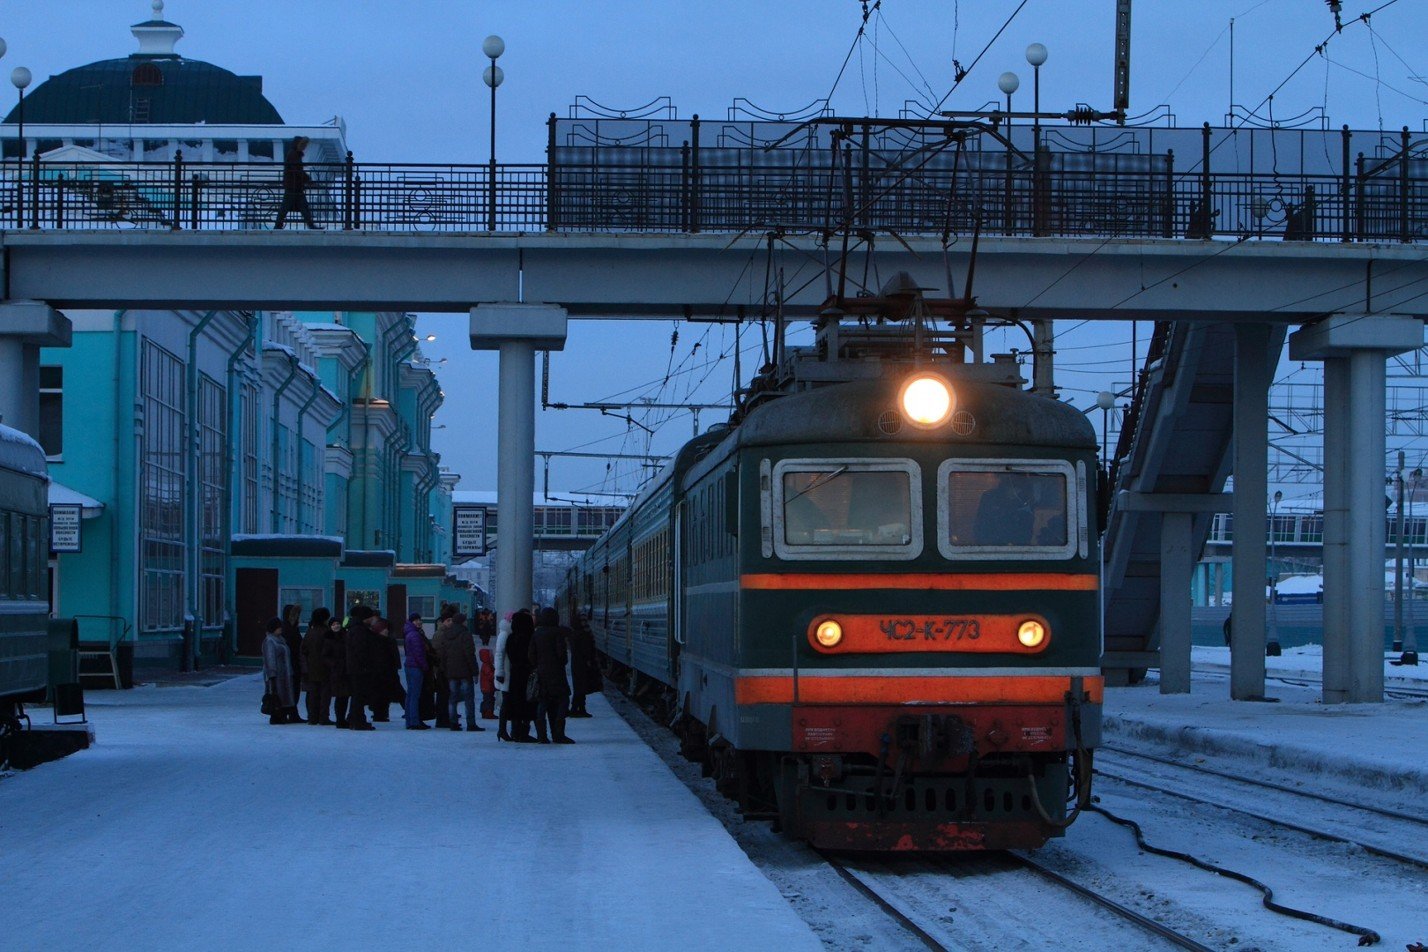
12,4,472,669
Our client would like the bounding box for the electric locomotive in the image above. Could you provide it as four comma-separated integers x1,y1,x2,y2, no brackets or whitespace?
0,425,54,746
562,281,1099,851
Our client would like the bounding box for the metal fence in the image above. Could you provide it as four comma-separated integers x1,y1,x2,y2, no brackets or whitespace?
2,122,1427,241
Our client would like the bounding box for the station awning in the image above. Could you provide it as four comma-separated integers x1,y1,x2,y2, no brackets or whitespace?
49,480,105,519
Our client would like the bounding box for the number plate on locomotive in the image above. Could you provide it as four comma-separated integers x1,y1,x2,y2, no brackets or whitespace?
806,614,1051,654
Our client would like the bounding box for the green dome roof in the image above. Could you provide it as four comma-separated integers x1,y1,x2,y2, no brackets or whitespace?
4,55,284,126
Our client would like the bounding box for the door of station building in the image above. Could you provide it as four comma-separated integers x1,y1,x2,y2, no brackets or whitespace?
386,584,407,627
236,568,279,657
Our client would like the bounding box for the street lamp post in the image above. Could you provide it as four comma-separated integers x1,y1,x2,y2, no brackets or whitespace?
1268,489,1282,656
1394,452,1406,651
11,65,30,229
482,35,505,232
1025,43,1048,236
998,71,1019,233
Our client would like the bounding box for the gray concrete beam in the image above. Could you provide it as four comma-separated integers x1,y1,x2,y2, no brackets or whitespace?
1116,491,1232,512
5,231,1428,321
0,301,71,438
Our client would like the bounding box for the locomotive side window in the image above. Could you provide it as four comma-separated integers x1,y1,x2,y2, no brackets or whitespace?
937,459,1081,561
771,458,922,561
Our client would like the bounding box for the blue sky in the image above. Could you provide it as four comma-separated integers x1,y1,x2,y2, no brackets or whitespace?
6,1,1427,494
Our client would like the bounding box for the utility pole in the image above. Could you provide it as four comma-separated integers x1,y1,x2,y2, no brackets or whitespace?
1113,0,1133,124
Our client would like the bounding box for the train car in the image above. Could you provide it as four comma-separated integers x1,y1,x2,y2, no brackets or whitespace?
561,294,1100,852
0,426,53,737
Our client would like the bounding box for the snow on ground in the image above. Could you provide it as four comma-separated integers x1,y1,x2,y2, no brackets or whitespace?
0,676,822,952
1105,650,1428,805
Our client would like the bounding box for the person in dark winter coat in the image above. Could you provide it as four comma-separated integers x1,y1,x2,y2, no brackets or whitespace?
500,610,537,742
370,617,404,722
344,606,381,730
434,613,482,731
301,607,333,725
322,615,351,728
529,607,574,744
280,604,304,710
261,618,301,724
274,136,322,230
402,613,431,730
568,614,600,717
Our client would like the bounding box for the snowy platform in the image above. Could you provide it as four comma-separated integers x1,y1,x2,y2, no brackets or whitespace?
1105,646,1428,801
0,675,822,952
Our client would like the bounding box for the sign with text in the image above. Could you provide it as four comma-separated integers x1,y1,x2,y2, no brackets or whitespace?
454,506,488,557
50,504,82,553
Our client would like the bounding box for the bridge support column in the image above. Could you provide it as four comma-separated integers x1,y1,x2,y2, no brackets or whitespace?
1290,314,1422,703
470,304,568,619
1159,512,1194,694
1231,324,1271,700
0,301,71,439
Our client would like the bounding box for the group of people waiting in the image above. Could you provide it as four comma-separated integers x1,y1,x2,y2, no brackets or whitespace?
259,601,601,745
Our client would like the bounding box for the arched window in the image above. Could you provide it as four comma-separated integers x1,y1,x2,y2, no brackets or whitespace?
131,63,164,87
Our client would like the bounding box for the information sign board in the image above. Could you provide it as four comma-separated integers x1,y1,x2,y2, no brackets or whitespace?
454,506,488,557
50,504,82,553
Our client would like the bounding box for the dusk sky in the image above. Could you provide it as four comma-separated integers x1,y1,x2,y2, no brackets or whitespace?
6,1,1427,496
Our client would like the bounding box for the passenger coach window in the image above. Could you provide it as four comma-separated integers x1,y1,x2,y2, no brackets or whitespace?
771,459,922,560
938,460,1080,560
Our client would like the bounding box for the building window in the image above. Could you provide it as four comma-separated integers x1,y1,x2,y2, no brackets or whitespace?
408,595,435,621
38,365,62,458
131,63,164,86
132,98,152,123
139,340,185,633
279,587,324,623
200,375,227,627
243,385,260,534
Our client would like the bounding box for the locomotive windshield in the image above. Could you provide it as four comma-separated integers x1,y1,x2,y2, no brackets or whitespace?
771,458,922,559
937,460,1079,560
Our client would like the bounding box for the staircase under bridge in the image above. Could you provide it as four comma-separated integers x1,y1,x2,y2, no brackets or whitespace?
1099,321,1288,684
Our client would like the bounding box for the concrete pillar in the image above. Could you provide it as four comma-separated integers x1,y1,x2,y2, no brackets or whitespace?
496,339,535,617
1345,348,1387,702
1159,511,1194,694
0,302,72,439
1321,358,1350,703
1290,313,1422,703
470,304,568,619
1231,323,1270,700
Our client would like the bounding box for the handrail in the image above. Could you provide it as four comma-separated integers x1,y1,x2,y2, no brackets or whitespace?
3,152,1425,242
73,614,133,649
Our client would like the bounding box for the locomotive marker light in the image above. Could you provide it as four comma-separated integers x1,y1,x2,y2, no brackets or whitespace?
814,619,844,648
899,373,956,428
1017,619,1047,648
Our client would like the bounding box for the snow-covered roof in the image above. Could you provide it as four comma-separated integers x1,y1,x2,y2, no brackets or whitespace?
0,425,47,478
49,480,105,517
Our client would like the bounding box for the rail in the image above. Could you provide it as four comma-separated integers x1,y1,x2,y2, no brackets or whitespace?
1,143,1425,241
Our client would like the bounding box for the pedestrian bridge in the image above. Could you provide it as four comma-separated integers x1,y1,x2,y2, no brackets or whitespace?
3,112,1425,704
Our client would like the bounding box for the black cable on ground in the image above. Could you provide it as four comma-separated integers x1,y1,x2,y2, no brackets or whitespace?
1088,804,1382,946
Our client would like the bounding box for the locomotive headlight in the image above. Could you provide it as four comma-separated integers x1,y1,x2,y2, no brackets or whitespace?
1017,619,1047,648
899,373,955,428
815,619,844,648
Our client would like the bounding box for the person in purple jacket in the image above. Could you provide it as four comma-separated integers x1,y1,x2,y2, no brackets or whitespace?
402,612,431,730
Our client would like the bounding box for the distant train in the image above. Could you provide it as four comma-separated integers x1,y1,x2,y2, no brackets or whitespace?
561,298,1100,852
0,426,52,740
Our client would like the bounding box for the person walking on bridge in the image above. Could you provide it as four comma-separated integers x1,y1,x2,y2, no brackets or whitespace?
274,135,323,230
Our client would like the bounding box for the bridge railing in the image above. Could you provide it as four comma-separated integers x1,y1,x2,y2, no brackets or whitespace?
1,148,1424,241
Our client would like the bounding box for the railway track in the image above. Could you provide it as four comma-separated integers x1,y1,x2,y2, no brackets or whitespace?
1096,744,1428,871
820,851,1214,951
